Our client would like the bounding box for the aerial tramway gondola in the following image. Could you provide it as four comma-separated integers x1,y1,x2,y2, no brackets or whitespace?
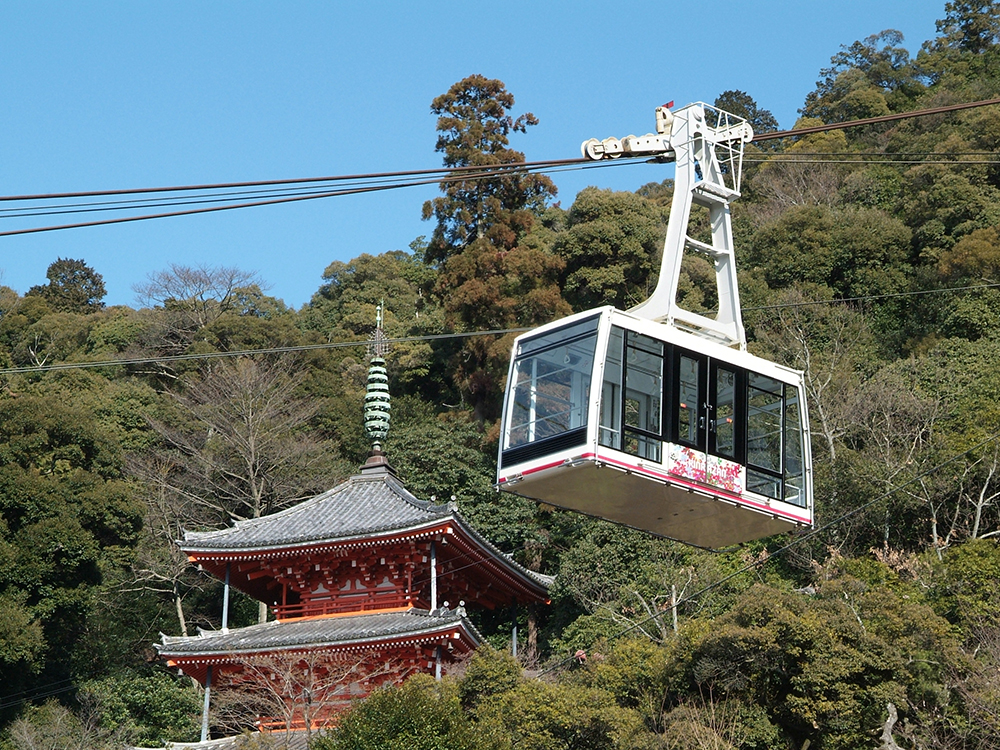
496,102,813,548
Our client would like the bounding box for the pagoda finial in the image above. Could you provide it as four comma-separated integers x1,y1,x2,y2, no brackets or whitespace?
363,303,391,467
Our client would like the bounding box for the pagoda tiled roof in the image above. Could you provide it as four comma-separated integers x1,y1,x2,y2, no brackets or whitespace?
180,468,554,592
157,607,480,658
181,470,450,553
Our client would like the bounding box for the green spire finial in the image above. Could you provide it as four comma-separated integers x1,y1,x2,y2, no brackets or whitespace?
364,302,390,450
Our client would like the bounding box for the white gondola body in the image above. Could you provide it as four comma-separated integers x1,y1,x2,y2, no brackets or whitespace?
497,307,813,547
497,103,814,547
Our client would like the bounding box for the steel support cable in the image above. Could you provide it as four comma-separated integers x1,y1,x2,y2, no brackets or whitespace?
0,681,79,710
0,177,446,217
0,160,631,238
752,97,1000,142
0,159,601,216
745,282,1000,311
535,428,1000,677
3,96,997,207
0,158,590,204
745,157,1000,164
3,152,993,223
0,163,617,222
2,97,998,236
0,327,534,376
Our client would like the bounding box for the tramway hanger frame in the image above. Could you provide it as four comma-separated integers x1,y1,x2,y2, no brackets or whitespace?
496,102,814,548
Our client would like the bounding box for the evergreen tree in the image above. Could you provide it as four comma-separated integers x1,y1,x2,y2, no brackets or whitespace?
421,74,556,264
423,76,568,421
26,258,106,314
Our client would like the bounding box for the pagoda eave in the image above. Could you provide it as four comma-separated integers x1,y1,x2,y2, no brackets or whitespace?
158,607,480,687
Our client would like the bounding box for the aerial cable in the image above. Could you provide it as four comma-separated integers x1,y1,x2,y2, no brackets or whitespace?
3,151,993,224
0,160,635,238
744,282,1000,311
1,98,998,237
1,96,995,204
0,163,623,221
746,157,1000,165
0,327,534,376
0,681,80,710
752,97,1000,142
0,158,590,204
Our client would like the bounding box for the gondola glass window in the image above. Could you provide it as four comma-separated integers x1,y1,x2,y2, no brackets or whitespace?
503,316,599,455
714,367,737,460
677,355,701,447
783,391,806,507
746,373,807,507
600,327,664,462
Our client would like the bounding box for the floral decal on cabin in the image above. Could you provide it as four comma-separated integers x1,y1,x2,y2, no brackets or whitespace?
707,455,744,494
667,444,706,483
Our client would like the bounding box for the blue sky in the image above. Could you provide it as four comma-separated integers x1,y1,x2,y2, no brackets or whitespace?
0,1,947,309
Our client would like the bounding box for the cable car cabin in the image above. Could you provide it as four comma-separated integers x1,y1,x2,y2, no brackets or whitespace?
496,307,813,548
497,102,813,546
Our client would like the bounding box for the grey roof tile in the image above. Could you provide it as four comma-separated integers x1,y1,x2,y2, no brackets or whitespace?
180,468,552,593
157,607,480,656
182,471,449,552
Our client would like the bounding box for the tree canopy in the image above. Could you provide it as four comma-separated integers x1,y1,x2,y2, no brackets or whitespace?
8,8,1000,746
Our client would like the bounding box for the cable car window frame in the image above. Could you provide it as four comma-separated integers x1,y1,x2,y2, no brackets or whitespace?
501,314,601,465
674,350,707,452
622,330,665,462
598,326,625,452
782,389,807,508
709,362,743,462
599,327,665,462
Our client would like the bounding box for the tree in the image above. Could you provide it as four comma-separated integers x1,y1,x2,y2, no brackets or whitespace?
476,680,646,750
932,0,1000,54
714,90,779,134
314,675,485,750
300,250,446,399
748,289,878,463
133,356,344,626
421,75,556,264
3,700,121,750
132,264,265,354
213,651,391,742
553,187,664,311
683,571,964,750
748,126,851,214
0,385,143,721
422,76,568,421
802,30,920,121
746,205,911,300
26,258,106,314
145,356,338,525
79,672,201,746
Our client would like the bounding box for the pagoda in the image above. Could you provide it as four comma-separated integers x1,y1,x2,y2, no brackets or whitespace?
157,308,550,738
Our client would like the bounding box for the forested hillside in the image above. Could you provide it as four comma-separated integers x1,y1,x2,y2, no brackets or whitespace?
4,2,1000,748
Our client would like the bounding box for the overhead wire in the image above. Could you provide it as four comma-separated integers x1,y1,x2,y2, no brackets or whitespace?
0,163,618,222
0,328,533,376
0,158,630,238
2,97,1000,238
0,679,80,710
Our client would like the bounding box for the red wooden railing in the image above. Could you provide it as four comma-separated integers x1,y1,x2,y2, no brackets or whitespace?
273,591,424,620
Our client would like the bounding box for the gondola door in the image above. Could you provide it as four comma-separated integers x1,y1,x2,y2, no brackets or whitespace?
669,348,709,483
707,361,746,494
